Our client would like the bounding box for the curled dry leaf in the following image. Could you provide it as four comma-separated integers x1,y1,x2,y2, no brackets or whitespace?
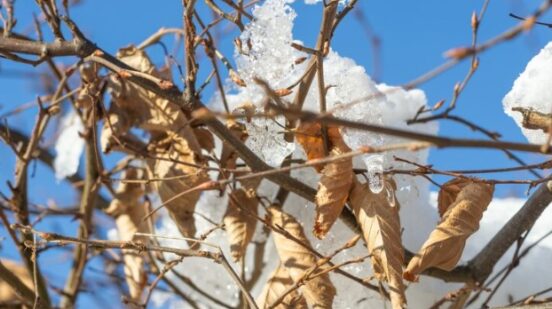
437,177,471,218
101,46,209,243
193,127,215,152
105,167,151,300
103,45,202,154
296,123,350,168
256,263,308,309
0,259,32,303
298,123,354,239
314,146,353,239
349,178,406,309
223,178,261,262
100,109,147,154
219,120,248,177
268,206,336,308
295,122,325,171
219,120,260,262
146,132,209,243
404,179,494,282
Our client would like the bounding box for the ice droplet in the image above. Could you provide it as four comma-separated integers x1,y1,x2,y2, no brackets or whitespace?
364,155,384,194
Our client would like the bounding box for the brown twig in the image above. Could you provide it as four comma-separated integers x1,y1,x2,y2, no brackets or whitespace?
59,106,101,308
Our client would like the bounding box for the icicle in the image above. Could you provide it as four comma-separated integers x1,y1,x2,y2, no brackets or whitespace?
364,155,384,194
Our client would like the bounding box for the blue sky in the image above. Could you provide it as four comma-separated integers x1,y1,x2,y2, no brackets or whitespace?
1,0,552,307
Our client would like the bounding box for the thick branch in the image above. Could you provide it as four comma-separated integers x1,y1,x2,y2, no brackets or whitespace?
0,36,89,57
512,107,552,133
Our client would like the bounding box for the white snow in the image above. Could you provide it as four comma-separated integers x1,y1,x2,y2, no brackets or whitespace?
216,0,303,166
54,110,85,180
234,0,301,93
503,41,552,144
244,115,296,167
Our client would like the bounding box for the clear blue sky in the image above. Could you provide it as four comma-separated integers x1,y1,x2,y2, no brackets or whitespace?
1,0,551,307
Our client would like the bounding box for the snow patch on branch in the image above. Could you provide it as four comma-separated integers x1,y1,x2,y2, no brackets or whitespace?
54,110,85,180
300,47,438,209
503,41,552,144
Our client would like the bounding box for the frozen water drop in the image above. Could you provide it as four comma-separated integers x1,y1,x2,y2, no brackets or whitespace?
364,155,384,194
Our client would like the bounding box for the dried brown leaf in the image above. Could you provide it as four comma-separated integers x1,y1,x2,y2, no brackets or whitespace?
193,127,215,152
0,259,32,302
76,87,94,109
100,110,146,154
296,122,325,170
147,132,209,243
404,179,494,282
106,45,202,154
268,206,336,308
224,179,260,262
314,145,353,239
220,120,247,173
256,264,308,309
105,167,150,300
296,123,347,170
105,47,210,244
349,178,406,309
437,178,471,217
